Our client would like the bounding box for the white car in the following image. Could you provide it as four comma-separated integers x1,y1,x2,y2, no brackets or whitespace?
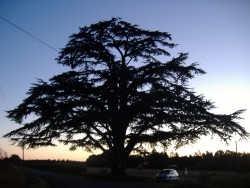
155,169,179,182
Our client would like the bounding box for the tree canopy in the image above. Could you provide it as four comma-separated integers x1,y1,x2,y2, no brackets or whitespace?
85,149,250,172
5,18,248,175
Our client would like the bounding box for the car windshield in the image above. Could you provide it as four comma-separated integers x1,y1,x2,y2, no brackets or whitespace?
160,170,171,174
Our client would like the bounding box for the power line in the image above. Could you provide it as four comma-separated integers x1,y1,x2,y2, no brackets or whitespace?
0,86,16,128
0,16,59,53
0,86,8,111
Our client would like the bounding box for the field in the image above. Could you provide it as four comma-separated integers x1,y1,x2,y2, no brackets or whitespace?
1,162,250,188
153,171,250,188
0,165,49,188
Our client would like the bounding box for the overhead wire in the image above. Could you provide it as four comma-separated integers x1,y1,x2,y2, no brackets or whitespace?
0,16,60,128
0,86,15,127
0,86,8,111
0,16,59,53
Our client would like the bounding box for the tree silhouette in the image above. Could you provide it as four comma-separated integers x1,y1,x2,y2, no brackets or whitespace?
5,18,248,175
0,148,8,160
146,150,169,169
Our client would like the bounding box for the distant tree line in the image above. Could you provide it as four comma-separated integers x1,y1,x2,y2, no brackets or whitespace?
0,152,21,164
85,150,250,172
1,147,249,172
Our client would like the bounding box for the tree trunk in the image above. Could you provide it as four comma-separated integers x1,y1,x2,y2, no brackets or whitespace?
110,147,127,176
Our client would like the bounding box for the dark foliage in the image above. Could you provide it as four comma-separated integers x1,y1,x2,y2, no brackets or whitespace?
85,150,250,172
21,159,86,174
4,18,248,175
0,154,22,165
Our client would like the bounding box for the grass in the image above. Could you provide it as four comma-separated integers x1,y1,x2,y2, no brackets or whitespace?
6,162,250,188
153,171,250,188
29,176,50,188
0,165,26,188
0,164,49,188
23,161,86,175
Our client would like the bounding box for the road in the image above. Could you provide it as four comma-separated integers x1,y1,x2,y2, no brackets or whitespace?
24,168,159,188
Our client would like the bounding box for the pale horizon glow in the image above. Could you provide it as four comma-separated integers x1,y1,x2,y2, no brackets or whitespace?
0,0,249,161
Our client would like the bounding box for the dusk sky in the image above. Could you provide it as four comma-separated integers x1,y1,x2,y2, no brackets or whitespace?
1,0,249,161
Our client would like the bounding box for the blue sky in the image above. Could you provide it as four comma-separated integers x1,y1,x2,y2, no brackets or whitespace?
0,0,249,161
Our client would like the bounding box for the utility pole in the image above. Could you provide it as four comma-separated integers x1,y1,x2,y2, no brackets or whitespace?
235,140,238,172
235,140,238,154
22,144,25,161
